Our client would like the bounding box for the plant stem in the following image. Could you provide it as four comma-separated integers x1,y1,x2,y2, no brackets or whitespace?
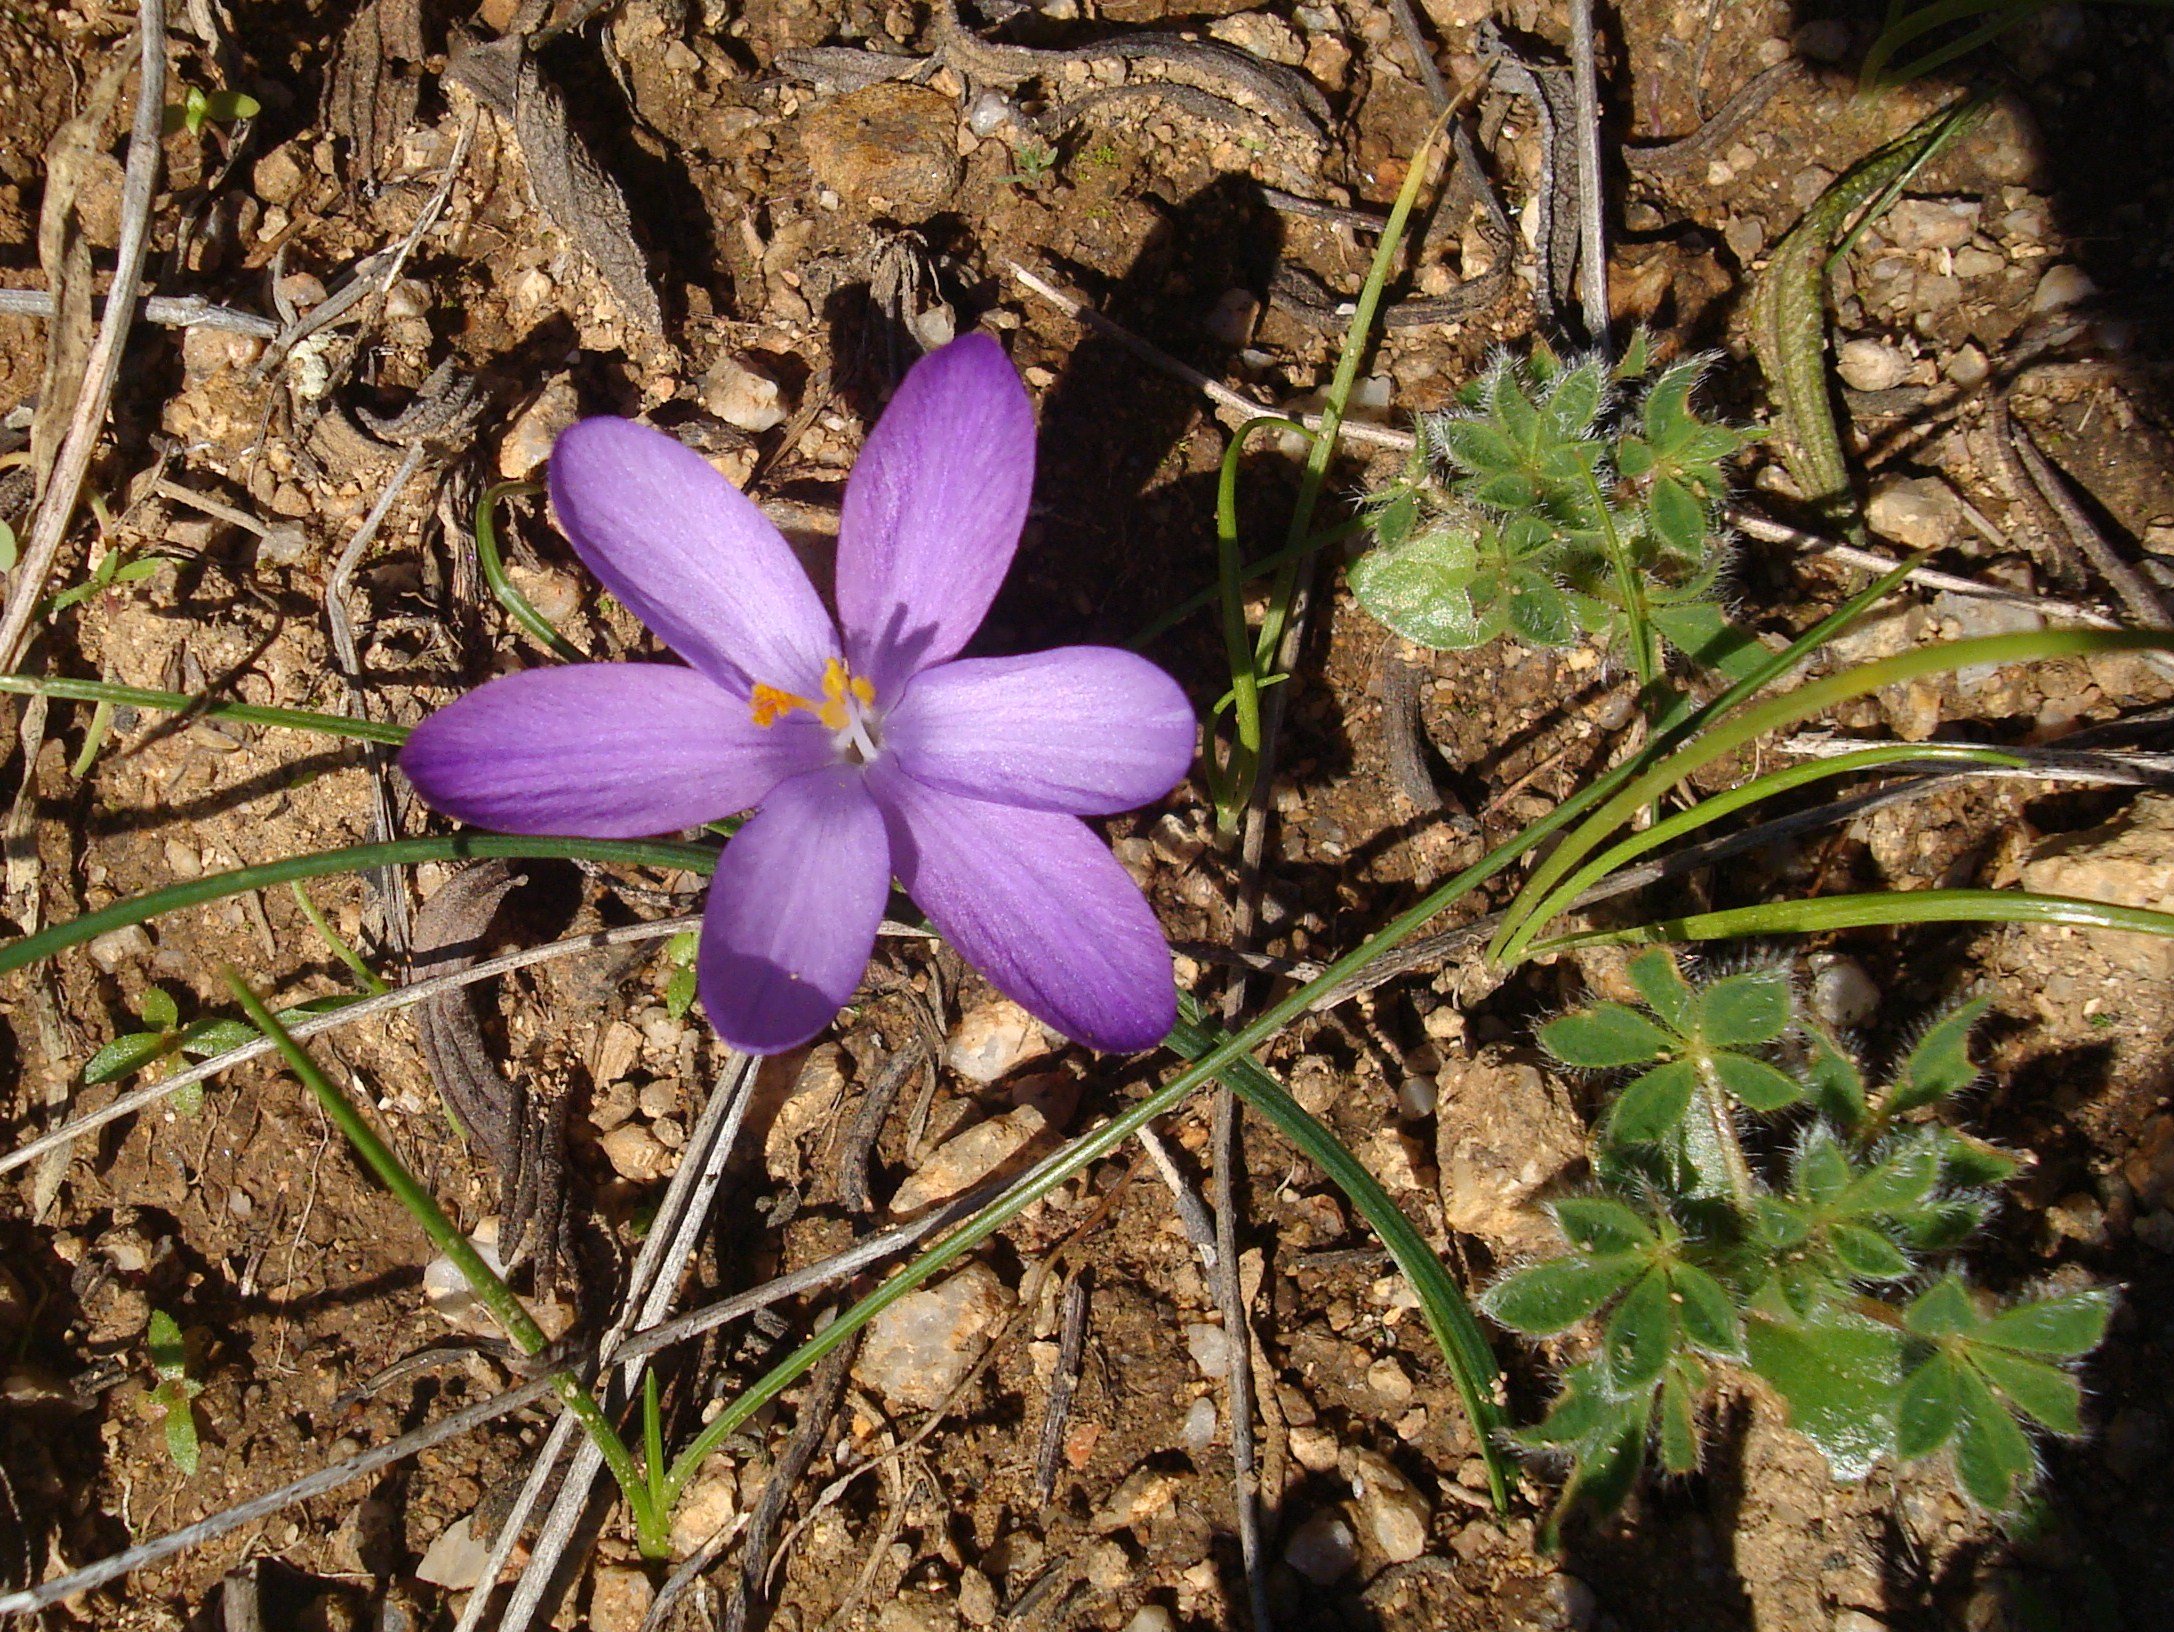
475,481,587,661
0,672,410,745
224,971,666,1551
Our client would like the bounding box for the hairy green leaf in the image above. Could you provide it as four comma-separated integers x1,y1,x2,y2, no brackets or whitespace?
1952,1361,2036,1510
1897,1353,1965,1459
1712,1052,1804,1113
1607,1059,1700,1144
1542,1002,1675,1068
82,1030,172,1086
1696,970,1794,1048
1745,1295,1903,1480
1657,1361,1702,1474
1793,1130,1853,1205
1971,1347,2084,1437
1829,1222,1912,1281
1625,948,1696,1033
1904,1276,1981,1338
1349,527,1487,651
1670,1261,1743,1356
1486,1253,1646,1335
1550,1196,1657,1254
1978,1289,2114,1358
1888,995,1990,1112
1798,1022,1869,1132
1604,1269,1678,1391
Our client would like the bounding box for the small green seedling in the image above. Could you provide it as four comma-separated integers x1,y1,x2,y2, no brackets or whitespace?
84,987,360,1110
162,84,261,138
999,140,1059,188
146,1310,204,1476
44,545,175,618
1352,336,1763,687
663,930,699,1021
1486,949,2111,1545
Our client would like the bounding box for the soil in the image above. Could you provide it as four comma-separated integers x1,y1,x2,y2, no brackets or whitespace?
3,2,2173,1630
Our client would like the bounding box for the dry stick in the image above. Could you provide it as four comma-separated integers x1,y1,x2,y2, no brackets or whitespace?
0,289,276,337
481,1054,764,1632
1385,0,1450,107
2010,427,2174,631
1031,1276,1092,1505
0,0,165,671
1568,0,1612,350
0,917,923,1182
0,1196,991,1619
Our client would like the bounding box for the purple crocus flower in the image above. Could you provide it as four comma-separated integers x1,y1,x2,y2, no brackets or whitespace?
400,335,1194,1055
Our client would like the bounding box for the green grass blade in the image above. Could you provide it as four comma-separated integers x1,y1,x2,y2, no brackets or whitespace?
0,835,721,978
1534,888,2174,953
1504,745,2026,959
1492,627,2174,966
475,481,587,662
0,673,410,745
1169,996,1512,1503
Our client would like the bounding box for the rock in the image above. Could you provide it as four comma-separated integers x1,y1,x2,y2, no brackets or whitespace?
1836,338,1912,393
946,998,1053,1083
1867,475,1958,549
1122,1609,1177,1632
957,1567,999,1626
1396,1075,1438,1119
1946,343,1991,386
598,1123,673,1183
1205,288,1260,347
889,1078,1078,1213
423,1219,507,1333
698,355,788,433
1367,1357,1414,1404
1288,1424,1340,1473
1434,1047,1585,1256
766,1044,848,1183
1083,1538,1132,1589
1092,1465,1183,1534
2031,264,2097,313
498,375,581,480
1882,198,1979,250
588,1566,654,1632
415,1514,490,1592
1282,1509,1357,1585
88,925,153,972
853,1262,1010,1410
2125,1114,2174,1210
876,1597,958,1632
253,143,309,206
182,324,263,377
1343,1448,1430,1562
966,90,1015,137
1808,954,1880,1029
800,83,962,221
1953,245,2005,280
1833,1612,1890,1632
2020,794,2174,980
670,1459,739,1556
1181,1395,1218,1450
1184,1323,1231,1379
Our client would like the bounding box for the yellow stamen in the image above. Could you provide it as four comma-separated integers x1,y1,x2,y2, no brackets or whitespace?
750,658,875,732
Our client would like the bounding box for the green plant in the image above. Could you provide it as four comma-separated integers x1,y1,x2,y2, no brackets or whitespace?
998,140,1059,188
1862,0,2173,87
662,929,699,1020
1350,337,1762,693
83,985,361,1111
162,84,261,137
44,544,175,618
146,1310,204,1476
1485,948,2111,1545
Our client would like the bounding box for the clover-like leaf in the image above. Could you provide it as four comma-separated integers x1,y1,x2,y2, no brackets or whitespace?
1828,1222,1912,1281
1551,1196,1658,1254
1744,1293,1904,1481
1897,1352,1965,1459
1977,1288,2113,1358
1796,1019,1869,1132
1670,1262,1743,1357
1648,476,1707,560
1350,526,1488,651
1485,1253,1647,1335
1696,969,1793,1048
1607,1059,1700,1144
1712,1052,1804,1113
1544,361,1607,440
1903,1276,1982,1339
1624,948,1696,1034
1603,1269,1678,1391
1886,995,1990,1113
1951,1361,2037,1510
1970,1347,2084,1437
1656,1356,1704,1475
1792,1130,1854,1205
1542,1002,1676,1068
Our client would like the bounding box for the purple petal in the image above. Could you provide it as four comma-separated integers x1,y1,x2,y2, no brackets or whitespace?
835,334,1036,695
401,665,831,836
868,764,1174,1051
550,417,839,696
698,765,891,1054
884,648,1196,814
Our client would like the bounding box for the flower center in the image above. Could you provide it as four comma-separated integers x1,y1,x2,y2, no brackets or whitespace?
750,658,883,763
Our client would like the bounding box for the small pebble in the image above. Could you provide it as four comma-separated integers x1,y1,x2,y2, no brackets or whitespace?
1945,343,1991,387
1205,288,1260,347
1837,338,1911,393
698,355,788,434
588,1566,654,1632
1184,1322,1232,1380
1882,198,1978,251
1867,475,1958,549
88,925,153,972
853,1262,1010,1410
1396,1074,1438,1119
1809,955,1880,1029
414,1515,489,1591
498,375,581,481
670,1461,739,1557
1092,1465,1183,1533
1289,1424,1340,1473
945,997,1052,1083
2031,264,2097,313
1834,1613,1890,1632
966,90,1015,136
1282,1510,1357,1585
1121,1609,1177,1632
1083,1538,1131,1590
598,1123,672,1183
1345,1448,1430,1562
1182,1395,1218,1450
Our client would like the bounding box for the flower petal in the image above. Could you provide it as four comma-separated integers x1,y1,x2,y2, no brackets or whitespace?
868,764,1174,1051
698,765,891,1055
884,648,1196,814
400,664,831,836
836,334,1036,695
550,417,839,695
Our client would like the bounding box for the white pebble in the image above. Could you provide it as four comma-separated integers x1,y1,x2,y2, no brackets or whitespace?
966,90,1015,136
1282,1510,1356,1585
2032,264,2097,313
1396,1075,1437,1119
1122,1610,1177,1632
1182,1395,1218,1449
1836,337,1911,393
1809,955,1880,1029
699,354,788,433
1184,1322,1232,1379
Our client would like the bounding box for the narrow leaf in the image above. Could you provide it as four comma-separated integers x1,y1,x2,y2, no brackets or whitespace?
147,1310,188,1380
1603,1269,1678,1392
1696,970,1794,1048
82,1031,171,1086
1798,1021,1869,1132
1670,1262,1743,1356
1978,1289,2114,1358
1658,1362,1701,1474
1897,1353,1965,1459
1550,1196,1657,1254
1829,1222,1912,1281
162,1396,201,1476
1485,1253,1646,1335
1607,1059,1700,1144
1712,1052,1804,1113
1887,995,1991,1112
1541,1002,1676,1068
1970,1347,2084,1438
1952,1361,2037,1510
